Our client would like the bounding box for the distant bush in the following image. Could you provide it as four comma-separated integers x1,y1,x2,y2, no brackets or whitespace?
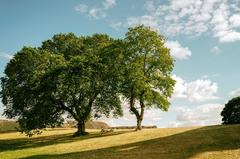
221,97,240,124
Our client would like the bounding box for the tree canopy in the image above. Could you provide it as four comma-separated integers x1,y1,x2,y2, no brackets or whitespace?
1,33,123,136
1,26,176,135
121,25,175,130
221,97,240,124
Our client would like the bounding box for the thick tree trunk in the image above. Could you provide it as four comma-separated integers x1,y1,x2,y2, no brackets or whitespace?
74,121,87,136
73,97,95,136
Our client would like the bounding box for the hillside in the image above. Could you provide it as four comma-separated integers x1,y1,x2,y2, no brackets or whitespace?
63,120,110,129
0,125,239,159
0,120,18,133
0,120,110,133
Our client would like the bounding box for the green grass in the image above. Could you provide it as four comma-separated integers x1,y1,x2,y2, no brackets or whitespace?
0,125,239,159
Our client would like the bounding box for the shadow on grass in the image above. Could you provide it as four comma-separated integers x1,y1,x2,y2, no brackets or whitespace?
19,125,240,159
0,129,132,152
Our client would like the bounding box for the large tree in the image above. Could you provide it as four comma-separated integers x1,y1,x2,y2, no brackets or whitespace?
221,97,240,124
122,25,175,130
1,33,123,136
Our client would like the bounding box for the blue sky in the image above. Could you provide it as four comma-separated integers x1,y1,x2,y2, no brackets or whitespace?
0,0,240,127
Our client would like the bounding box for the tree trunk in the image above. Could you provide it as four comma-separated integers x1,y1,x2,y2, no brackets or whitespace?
136,107,144,130
136,117,142,130
74,98,95,137
75,121,87,136
129,94,141,131
136,92,145,131
129,89,146,131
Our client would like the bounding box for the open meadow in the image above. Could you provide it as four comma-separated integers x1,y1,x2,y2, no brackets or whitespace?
0,125,240,159
1,1,240,159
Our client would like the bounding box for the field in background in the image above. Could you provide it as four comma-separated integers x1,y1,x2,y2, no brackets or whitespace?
0,120,157,132
0,120,18,133
0,125,239,159
0,120,110,133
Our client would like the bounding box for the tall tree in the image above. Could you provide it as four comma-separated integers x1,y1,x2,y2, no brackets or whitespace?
122,25,175,130
1,33,123,136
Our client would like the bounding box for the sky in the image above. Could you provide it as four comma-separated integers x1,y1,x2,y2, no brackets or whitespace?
0,0,240,128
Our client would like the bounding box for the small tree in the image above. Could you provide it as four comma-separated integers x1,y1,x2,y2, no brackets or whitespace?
122,25,175,130
221,97,240,124
1,33,123,136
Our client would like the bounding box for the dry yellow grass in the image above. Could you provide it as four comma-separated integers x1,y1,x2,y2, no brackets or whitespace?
0,125,239,159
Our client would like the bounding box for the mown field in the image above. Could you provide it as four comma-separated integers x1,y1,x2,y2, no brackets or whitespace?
0,125,239,159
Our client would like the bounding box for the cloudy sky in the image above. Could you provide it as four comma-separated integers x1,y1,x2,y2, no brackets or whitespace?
0,0,240,128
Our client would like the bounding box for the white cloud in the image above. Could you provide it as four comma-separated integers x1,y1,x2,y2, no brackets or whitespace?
210,2,240,43
172,75,187,98
230,14,240,28
172,75,219,102
127,15,159,32
216,30,240,43
229,88,240,97
165,41,192,60
74,0,116,19
117,0,240,43
0,52,13,60
211,46,221,54
170,103,224,127
185,79,218,102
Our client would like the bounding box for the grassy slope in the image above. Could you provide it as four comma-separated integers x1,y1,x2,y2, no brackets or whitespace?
0,125,239,159
0,120,18,133
0,120,110,133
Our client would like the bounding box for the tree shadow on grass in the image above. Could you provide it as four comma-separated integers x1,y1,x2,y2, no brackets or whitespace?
20,125,240,159
0,129,132,152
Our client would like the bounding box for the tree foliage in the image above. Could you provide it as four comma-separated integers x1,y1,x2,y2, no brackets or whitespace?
1,33,123,136
121,25,175,130
221,97,240,124
1,26,176,135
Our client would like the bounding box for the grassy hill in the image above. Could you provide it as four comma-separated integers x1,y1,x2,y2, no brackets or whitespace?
0,125,239,159
0,120,18,133
0,120,110,133
63,120,110,129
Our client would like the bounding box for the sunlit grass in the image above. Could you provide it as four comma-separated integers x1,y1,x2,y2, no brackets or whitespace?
0,125,239,159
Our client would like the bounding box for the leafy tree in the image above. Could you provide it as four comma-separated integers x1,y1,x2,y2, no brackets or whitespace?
122,25,175,130
221,97,240,124
1,33,123,136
